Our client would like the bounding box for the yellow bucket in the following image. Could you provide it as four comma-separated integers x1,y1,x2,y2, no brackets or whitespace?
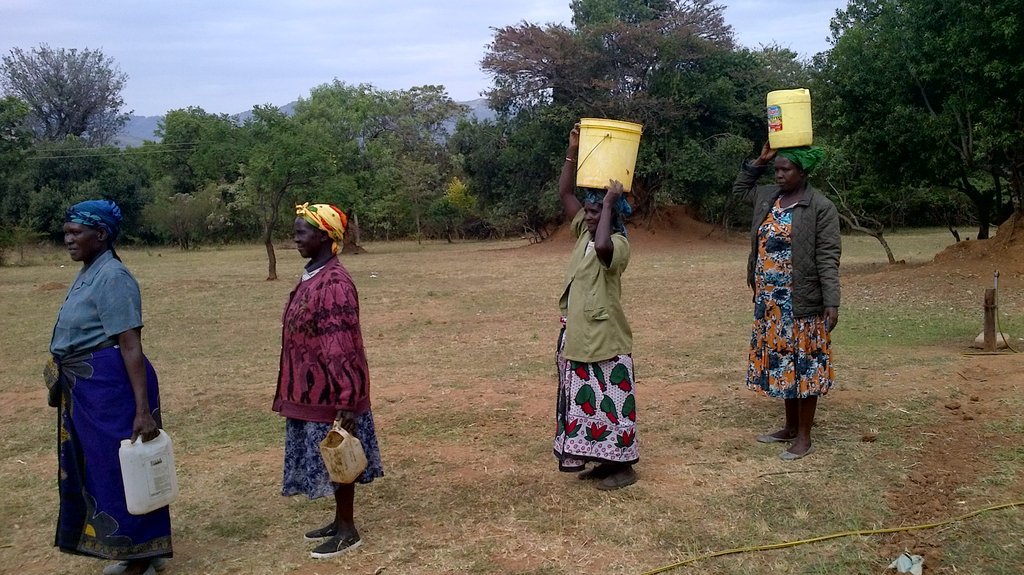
766,88,813,149
576,118,643,192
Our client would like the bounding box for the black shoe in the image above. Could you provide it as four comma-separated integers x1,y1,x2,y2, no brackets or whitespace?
304,523,338,541
310,532,362,559
596,466,638,491
578,463,617,480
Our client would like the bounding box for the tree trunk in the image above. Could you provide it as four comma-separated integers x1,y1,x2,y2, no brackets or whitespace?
262,177,298,280
264,219,278,281
264,187,285,281
976,198,991,240
1010,162,1023,214
960,179,992,240
838,213,896,264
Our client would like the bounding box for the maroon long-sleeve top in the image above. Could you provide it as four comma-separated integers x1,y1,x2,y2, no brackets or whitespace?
273,257,370,422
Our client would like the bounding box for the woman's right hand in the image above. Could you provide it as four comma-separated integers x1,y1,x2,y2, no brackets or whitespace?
567,123,580,155
131,412,160,443
755,141,777,167
604,179,625,205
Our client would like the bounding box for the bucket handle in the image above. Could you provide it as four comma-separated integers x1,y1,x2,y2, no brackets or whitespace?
330,420,357,440
576,132,613,176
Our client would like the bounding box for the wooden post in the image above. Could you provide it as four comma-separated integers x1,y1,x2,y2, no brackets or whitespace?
983,288,997,352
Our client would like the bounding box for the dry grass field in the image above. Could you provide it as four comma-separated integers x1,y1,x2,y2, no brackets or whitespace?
1,217,1023,575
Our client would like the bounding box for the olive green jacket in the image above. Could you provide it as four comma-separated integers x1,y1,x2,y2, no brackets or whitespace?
733,162,841,317
559,210,632,362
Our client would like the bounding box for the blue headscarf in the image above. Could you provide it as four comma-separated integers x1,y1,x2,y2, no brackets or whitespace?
581,189,633,236
66,199,123,243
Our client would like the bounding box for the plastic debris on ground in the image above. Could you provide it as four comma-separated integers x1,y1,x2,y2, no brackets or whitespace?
888,551,924,575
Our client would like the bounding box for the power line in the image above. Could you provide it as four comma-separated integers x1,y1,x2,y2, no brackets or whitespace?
25,144,200,161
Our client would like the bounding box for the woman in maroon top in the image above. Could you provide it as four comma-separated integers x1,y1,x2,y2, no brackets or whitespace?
273,203,384,559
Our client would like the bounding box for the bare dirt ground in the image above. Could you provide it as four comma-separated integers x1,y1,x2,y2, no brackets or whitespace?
1,209,1022,575
502,208,1024,574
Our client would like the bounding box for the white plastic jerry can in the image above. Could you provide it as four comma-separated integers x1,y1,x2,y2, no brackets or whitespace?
119,429,179,515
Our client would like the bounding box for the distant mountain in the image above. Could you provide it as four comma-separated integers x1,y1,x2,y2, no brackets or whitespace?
115,98,496,147
116,115,163,147
462,98,496,123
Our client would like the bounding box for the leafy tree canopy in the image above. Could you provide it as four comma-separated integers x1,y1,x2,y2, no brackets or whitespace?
814,0,1024,237
0,44,130,147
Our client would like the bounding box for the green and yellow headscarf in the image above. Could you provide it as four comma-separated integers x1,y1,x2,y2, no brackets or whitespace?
296,202,348,255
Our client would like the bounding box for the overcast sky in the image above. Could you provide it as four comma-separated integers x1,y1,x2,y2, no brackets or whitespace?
1,0,846,117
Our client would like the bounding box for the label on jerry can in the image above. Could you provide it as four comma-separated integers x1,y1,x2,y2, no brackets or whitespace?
767,105,783,132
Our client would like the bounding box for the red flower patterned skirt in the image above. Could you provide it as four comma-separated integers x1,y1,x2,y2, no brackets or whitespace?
553,325,640,471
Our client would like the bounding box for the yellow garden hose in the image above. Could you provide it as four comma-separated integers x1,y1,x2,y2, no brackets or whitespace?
638,500,1024,575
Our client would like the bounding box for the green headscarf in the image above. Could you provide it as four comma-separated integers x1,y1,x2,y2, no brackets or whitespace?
776,146,825,174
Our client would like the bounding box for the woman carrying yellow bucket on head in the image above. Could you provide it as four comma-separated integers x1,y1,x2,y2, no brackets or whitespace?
552,121,640,491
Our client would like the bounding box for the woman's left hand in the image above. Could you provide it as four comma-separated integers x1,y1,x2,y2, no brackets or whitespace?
605,180,624,206
335,410,357,435
131,411,160,443
824,306,839,332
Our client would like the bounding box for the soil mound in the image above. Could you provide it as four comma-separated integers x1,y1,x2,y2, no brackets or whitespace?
542,205,738,248
932,211,1024,274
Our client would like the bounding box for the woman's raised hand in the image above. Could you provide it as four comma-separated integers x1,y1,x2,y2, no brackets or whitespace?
605,179,625,205
568,123,580,153
755,141,777,167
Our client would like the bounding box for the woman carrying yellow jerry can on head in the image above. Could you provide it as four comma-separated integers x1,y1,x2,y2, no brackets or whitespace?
734,89,841,461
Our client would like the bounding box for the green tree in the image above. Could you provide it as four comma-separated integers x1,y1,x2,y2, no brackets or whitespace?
241,105,326,280
426,177,478,242
142,183,221,250
292,81,467,243
24,139,149,240
445,176,476,214
382,86,467,240
570,0,675,26
450,108,566,238
478,0,790,227
0,96,33,227
816,0,1024,238
292,81,387,247
153,107,247,195
0,44,130,146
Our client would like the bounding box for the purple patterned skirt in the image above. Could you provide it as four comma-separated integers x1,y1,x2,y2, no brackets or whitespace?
282,411,384,499
54,346,172,560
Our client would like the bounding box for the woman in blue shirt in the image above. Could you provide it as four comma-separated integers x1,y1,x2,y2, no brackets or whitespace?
46,200,172,575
